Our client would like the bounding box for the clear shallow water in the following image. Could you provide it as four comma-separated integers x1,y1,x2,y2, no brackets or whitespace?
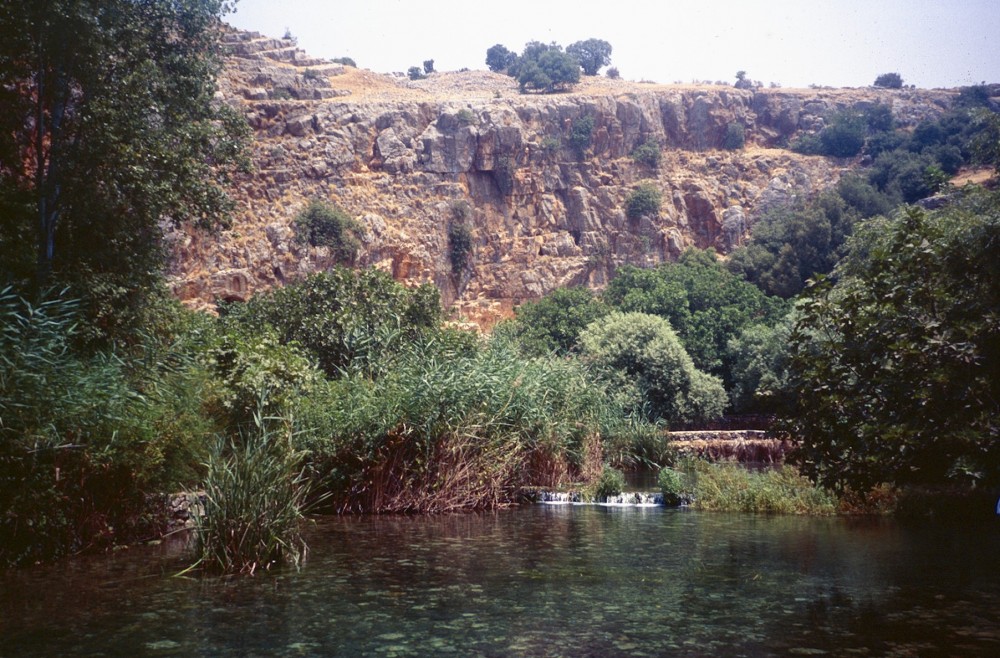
3,506,1000,657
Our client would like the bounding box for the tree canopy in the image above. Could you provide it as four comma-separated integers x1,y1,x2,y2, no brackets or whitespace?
567,39,612,76
508,41,580,93
0,0,248,341
787,191,1000,492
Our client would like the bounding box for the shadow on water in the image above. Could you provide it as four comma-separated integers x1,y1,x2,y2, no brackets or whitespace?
2,507,1000,656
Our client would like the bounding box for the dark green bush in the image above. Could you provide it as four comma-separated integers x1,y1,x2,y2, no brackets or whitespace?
630,139,661,167
448,219,473,275
293,200,363,265
566,38,612,76
591,465,626,499
723,122,745,150
873,72,903,89
657,467,690,506
485,44,516,72
570,115,595,156
626,182,661,220
407,66,424,81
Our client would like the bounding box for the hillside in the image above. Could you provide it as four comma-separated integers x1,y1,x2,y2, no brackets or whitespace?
167,28,958,326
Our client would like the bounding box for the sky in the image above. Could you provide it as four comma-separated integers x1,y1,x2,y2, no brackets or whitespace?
225,0,1000,89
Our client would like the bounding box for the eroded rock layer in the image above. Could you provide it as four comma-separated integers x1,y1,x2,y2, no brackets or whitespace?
168,28,956,326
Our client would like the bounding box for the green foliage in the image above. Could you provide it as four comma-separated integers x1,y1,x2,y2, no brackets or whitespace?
630,139,662,168
293,199,363,265
570,115,595,157
407,66,425,80
786,191,1000,493
726,193,858,298
725,318,793,414
578,312,728,425
682,460,838,514
971,109,1000,174
332,56,357,67
605,249,788,379
566,38,612,76
210,327,322,426
723,122,746,150
448,217,474,275
0,287,216,566
423,59,435,74
873,72,904,89
657,467,691,506
506,286,609,357
193,412,310,573
221,268,441,380
485,44,516,72
0,0,248,343
590,465,625,499
513,42,580,93
734,70,753,90
626,182,662,220
606,67,620,80
298,338,648,512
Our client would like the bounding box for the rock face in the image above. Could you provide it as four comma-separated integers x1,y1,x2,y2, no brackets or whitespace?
168,27,957,325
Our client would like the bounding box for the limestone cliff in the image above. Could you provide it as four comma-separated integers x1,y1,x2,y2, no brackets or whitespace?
167,28,957,326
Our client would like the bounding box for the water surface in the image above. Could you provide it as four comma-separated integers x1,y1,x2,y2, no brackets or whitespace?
3,506,999,656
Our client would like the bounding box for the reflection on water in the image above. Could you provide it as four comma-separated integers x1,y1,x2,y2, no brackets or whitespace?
2,506,1000,656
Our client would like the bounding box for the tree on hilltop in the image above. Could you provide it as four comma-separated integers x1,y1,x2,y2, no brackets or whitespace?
485,43,516,72
874,72,904,89
567,38,612,76
510,42,580,93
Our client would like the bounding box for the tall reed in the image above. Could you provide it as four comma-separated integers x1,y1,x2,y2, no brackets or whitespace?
193,412,309,573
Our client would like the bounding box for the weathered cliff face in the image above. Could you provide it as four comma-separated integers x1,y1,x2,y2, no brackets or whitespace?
167,28,956,326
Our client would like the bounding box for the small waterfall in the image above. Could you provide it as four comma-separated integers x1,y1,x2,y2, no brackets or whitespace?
527,490,665,506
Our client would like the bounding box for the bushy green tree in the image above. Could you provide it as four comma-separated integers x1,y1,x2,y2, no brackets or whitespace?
786,191,1000,492
0,0,248,341
726,193,858,298
873,72,904,89
606,249,788,379
566,38,612,76
485,44,516,72
505,286,609,356
579,312,727,425
221,268,442,379
630,139,662,168
512,42,580,93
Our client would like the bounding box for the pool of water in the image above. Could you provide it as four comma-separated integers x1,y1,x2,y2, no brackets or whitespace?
3,506,1000,656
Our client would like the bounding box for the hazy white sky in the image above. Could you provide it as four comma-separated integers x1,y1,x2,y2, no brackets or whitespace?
226,0,999,89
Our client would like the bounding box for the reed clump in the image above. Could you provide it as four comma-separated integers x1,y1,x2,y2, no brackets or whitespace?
193,414,310,573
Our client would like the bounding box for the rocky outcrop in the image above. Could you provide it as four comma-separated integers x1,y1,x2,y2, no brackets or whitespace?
167,28,958,325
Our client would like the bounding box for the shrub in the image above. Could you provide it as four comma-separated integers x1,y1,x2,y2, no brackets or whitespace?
423,59,435,75
332,56,356,67
606,67,620,80
407,66,424,81
687,460,838,514
507,286,609,357
220,268,441,380
657,467,690,506
873,72,903,89
455,108,476,125
293,199,363,265
569,115,595,156
626,182,661,220
630,139,661,168
590,464,626,499
723,122,745,150
448,218,473,275
578,311,728,425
